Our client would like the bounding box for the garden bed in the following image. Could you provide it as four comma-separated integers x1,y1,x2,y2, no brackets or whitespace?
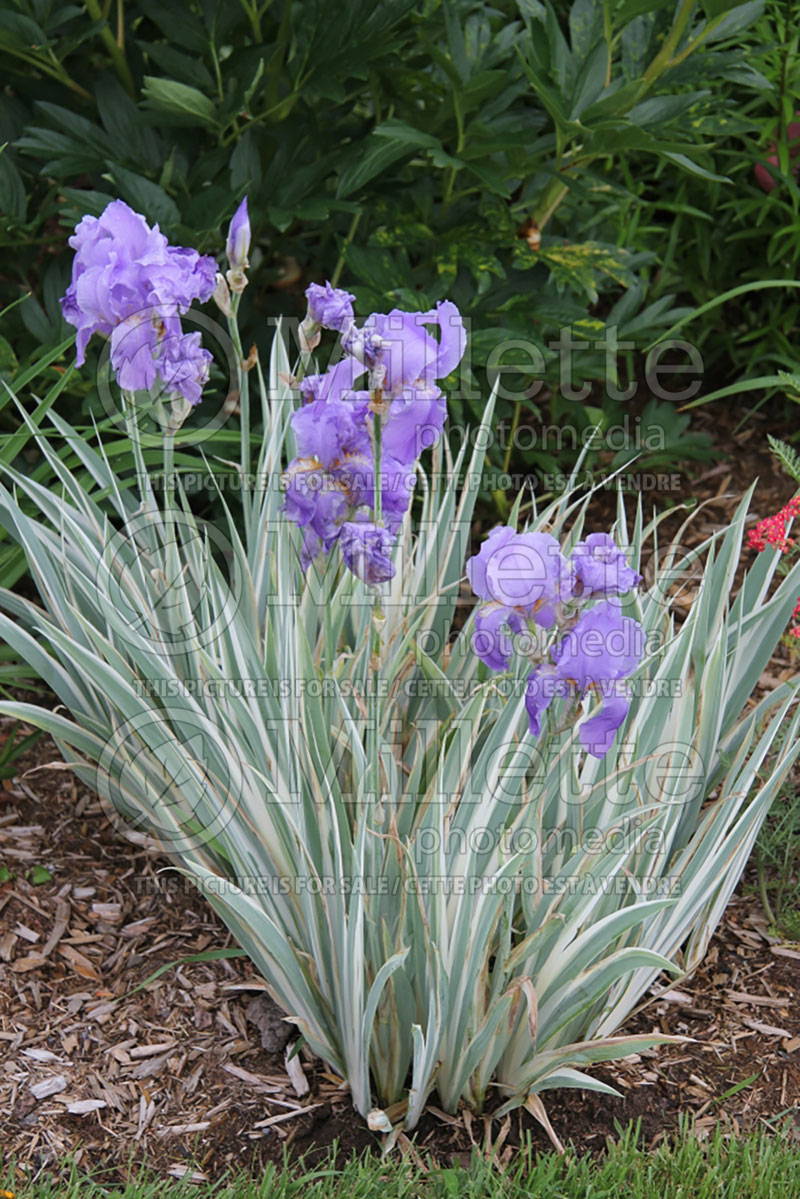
1,729,799,1186
2,398,799,1185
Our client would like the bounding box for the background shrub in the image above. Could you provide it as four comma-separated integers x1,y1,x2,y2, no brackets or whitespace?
1,0,788,480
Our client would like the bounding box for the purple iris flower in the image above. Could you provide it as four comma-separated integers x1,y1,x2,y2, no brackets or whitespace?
61,200,215,363
299,357,363,405
550,601,644,688
362,301,466,397
305,300,464,401
300,383,447,468
296,300,466,472
342,324,386,367
292,396,372,465
152,247,217,314
60,200,216,404
360,301,466,462
283,465,351,552
305,281,355,333
283,399,369,549
525,668,568,737
381,393,448,463
109,316,163,394
579,694,632,758
339,521,396,584
110,324,212,407
284,296,466,574
466,526,574,669
283,398,413,561
467,527,573,621
571,533,642,598
377,459,416,534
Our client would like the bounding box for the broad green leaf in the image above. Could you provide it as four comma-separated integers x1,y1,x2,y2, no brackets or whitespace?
141,77,219,128
108,163,181,229
0,151,26,221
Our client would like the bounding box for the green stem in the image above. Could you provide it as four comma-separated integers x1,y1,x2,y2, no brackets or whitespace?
373,409,383,528
162,425,175,503
370,407,384,807
141,395,176,517
209,39,225,103
85,0,135,95
531,174,571,233
331,211,362,289
239,0,262,41
121,389,155,510
641,0,696,88
227,296,251,534
757,845,776,927
502,400,522,477
154,401,191,649
442,98,465,214
160,422,179,596
664,16,724,74
3,45,92,100
116,0,125,52
325,579,335,671
492,401,524,517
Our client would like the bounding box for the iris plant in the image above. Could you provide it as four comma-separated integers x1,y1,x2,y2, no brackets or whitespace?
17,197,797,1138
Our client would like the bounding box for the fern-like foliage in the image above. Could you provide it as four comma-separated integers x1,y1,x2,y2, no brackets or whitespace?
768,434,800,485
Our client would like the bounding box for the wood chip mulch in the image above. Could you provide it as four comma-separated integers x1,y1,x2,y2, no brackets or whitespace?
1,730,799,1187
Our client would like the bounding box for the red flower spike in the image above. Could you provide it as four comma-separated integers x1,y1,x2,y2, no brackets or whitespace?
747,495,800,555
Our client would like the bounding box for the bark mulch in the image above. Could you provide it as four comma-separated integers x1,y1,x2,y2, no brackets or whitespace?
1,741,799,1184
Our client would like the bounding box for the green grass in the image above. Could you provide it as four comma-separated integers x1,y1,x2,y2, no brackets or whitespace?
754,774,800,941
5,1121,800,1199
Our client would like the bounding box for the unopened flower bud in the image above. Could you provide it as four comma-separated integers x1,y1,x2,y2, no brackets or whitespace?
226,197,250,273
341,521,396,586
299,317,321,354
166,395,193,434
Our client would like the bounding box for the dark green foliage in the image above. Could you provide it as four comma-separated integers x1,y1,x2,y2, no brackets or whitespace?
610,0,800,413
0,718,40,778
0,0,769,490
